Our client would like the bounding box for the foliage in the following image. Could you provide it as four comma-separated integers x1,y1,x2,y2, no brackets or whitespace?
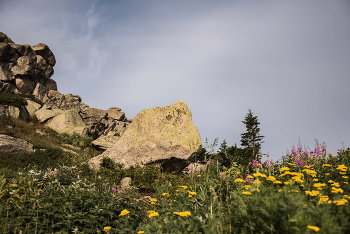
1,114,350,233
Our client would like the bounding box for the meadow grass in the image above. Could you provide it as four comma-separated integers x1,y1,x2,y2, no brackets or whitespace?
0,116,350,233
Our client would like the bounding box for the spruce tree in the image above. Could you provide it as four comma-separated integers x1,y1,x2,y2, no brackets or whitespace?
240,108,265,161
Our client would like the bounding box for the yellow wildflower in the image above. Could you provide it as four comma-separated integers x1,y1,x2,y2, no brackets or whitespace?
237,172,241,174
313,183,326,188
138,231,145,234
148,211,159,218
119,209,130,217
307,226,320,232
331,182,340,187
242,191,252,195
197,175,201,177
304,165,314,169
178,185,188,189
313,179,318,182
273,180,283,184
322,164,332,167
267,176,276,181
103,226,112,232
305,190,320,196
188,191,197,197
242,185,251,190
318,196,329,205
333,198,348,206
253,172,267,178
302,169,317,177
325,173,330,175
331,187,344,193
280,167,290,172
342,176,349,179
173,211,191,217
336,164,347,172
234,178,246,183
288,163,294,166
162,193,170,197
150,198,157,204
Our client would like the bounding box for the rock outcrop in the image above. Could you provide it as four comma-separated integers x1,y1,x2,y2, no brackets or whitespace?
0,31,132,141
46,109,89,137
0,134,34,154
88,100,202,173
0,32,57,101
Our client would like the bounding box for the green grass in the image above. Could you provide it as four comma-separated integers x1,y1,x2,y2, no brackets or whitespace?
0,116,350,233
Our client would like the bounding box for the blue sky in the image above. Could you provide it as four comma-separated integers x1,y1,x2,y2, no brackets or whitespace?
1,0,350,161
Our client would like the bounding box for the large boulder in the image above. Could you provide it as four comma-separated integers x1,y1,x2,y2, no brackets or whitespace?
25,99,42,118
88,100,202,173
46,109,89,136
31,43,56,66
0,134,34,154
35,104,63,123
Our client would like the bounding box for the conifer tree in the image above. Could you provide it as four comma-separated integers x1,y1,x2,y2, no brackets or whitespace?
240,108,265,161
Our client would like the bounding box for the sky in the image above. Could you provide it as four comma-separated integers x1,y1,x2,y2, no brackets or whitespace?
1,0,349,162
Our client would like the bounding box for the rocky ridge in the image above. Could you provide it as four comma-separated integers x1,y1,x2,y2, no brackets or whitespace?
0,31,132,149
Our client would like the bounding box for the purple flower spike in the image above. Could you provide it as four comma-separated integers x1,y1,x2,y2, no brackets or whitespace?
252,160,259,168
112,187,117,192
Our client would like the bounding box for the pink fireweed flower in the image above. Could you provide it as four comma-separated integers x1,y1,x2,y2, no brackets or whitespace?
47,168,51,172
252,160,259,168
295,157,303,167
112,187,117,192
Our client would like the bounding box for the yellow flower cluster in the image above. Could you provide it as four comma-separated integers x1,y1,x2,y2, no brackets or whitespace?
103,226,112,232
331,187,344,193
150,198,157,204
178,185,188,189
119,209,130,217
280,167,290,172
313,183,326,190
242,185,251,190
173,211,191,217
305,190,320,196
322,164,332,167
188,191,197,197
333,198,348,206
318,196,329,205
302,169,317,177
331,182,340,187
336,164,347,172
242,191,252,195
148,210,159,218
307,226,320,232
253,172,267,178
234,178,246,183
273,180,283,184
162,193,170,197
267,176,276,181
